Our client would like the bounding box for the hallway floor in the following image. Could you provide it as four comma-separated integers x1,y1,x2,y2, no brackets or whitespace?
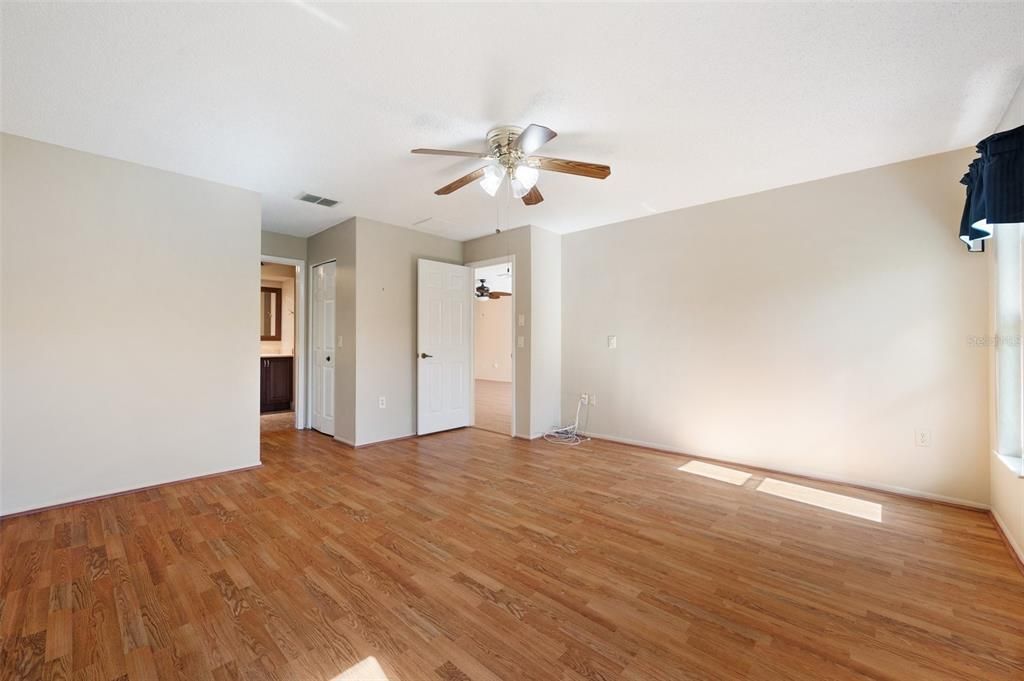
260,410,295,433
474,379,512,435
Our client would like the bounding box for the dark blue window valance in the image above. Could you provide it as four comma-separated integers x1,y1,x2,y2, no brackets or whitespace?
959,123,1024,252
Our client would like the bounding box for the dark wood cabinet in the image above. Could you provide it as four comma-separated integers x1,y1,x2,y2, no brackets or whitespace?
260,356,293,413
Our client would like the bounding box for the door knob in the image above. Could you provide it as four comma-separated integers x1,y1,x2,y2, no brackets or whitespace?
420,353,433,359
326,356,331,362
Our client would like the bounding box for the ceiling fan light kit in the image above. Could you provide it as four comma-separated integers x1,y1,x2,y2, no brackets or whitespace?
480,164,506,196
511,165,540,198
475,278,511,300
412,123,611,206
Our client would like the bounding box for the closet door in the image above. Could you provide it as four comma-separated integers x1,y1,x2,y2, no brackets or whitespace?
311,261,336,436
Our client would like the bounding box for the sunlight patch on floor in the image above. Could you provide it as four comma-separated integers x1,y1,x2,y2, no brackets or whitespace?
331,657,390,681
678,460,752,485
756,478,882,522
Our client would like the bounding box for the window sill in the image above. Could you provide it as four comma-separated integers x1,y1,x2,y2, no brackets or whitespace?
994,451,1024,477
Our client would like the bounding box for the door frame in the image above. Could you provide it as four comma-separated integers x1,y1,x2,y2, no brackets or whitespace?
261,254,306,430
466,255,516,437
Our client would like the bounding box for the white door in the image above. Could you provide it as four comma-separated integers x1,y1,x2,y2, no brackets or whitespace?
417,259,472,435
311,261,336,436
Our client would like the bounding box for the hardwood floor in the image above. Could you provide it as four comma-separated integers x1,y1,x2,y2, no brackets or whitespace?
2,426,1023,681
260,411,296,434
473,380,512,436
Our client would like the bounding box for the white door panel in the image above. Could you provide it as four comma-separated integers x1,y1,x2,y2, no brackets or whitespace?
417,259,472,435
312,261,336,436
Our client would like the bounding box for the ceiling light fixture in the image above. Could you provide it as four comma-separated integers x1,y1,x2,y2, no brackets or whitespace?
510,179,528,199
480,165,506,196
515,164,539,190
510,164,539,199
414,123,610,207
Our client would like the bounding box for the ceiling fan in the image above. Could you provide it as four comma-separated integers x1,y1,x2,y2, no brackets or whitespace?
475,279,510,300
412,124,611,206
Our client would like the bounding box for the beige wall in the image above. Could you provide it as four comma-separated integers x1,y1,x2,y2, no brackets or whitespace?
530,226,562,436
354,218,462,445
261,230,307,262
307,217,463,446
1,134,261,515
308,218,357,444
562,148,991,506
474,296,513,382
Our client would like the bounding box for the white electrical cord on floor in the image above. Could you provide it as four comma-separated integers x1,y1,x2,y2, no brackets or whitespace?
543,397,590,445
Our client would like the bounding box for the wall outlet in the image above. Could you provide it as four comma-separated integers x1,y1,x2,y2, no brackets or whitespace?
915,429,930,447
518,314,525,327
517,336,525,348
607,335,617,349
337,335,344,348
378,396,386,409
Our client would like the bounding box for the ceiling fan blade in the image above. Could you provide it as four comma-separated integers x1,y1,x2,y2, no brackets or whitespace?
412,148,491,159
513,124,557,154
521,185,544,206
530,156,611,180
488,291,511,299
435,167,487,195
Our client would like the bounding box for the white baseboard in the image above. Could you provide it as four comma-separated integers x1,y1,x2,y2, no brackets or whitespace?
582,430,990,511
991,508,1024,566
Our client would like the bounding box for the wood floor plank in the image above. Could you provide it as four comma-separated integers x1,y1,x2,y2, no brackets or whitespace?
2,414,1024,680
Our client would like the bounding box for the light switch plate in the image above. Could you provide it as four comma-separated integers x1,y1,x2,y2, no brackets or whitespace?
517,336,525,348
337,336,344,348
607,335,617,349
518,314,525,327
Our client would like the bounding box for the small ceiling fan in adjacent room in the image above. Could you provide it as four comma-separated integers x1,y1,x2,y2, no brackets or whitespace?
475,279,510,300
412,124,611,206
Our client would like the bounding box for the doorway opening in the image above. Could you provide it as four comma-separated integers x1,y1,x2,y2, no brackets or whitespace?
260,256,305,432
470,258,515,436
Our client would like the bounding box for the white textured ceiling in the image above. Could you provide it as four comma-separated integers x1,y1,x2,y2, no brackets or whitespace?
3,2,1023,241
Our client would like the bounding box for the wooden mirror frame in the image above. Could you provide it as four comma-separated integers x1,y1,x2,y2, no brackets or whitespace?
261,286,283,341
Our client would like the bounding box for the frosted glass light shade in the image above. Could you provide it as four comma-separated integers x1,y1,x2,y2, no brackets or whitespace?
515,164,539,190
511,178,528,199
480,165,506,196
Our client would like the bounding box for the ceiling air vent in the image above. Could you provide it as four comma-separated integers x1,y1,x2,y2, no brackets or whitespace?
297,193,340,207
